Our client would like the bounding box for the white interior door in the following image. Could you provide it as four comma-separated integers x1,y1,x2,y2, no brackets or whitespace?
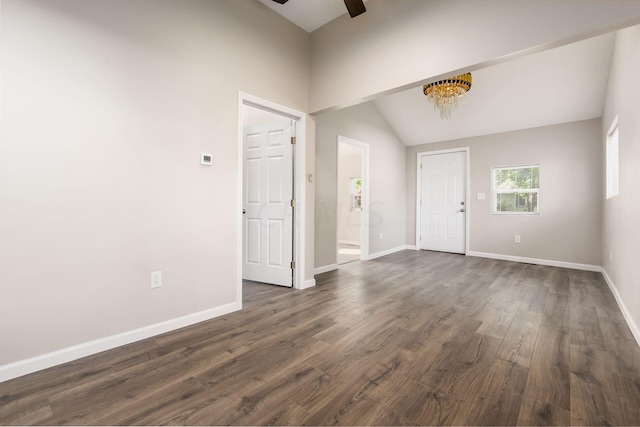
243,121,293,287
419,151,466,254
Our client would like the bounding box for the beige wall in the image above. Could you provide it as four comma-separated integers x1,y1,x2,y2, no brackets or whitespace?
0,0,311,365
310,0,640,113
305,117,316,283
406,119,603,266
338,153,361,244
601,24,640,339
315,103,406,269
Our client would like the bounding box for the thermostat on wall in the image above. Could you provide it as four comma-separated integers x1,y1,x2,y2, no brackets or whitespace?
201,153,213,166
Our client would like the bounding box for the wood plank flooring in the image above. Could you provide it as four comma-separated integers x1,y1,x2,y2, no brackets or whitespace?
1,250,640,425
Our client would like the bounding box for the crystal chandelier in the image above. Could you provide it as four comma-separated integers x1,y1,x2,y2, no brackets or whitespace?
423,73,472,119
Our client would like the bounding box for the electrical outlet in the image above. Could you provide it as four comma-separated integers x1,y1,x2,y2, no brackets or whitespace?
515,235,521,243
380,232,384,240
151,271,162,288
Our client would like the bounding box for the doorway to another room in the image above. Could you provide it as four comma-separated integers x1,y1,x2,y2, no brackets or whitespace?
242,105,294,287
337,136,369,265
238,93,308,300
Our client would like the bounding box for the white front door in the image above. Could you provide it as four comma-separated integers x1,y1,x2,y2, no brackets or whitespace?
419,151,466,254
243,121,293,287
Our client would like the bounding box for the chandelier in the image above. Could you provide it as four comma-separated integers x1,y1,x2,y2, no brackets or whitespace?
423,73,472,119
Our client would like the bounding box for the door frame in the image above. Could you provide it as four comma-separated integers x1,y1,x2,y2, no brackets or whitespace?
237,92,308,305
337,135,370,262
415,147,470,254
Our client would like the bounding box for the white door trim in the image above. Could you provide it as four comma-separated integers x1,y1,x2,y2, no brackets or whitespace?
415,147,470,254
337,135,370,261
238,92,308,303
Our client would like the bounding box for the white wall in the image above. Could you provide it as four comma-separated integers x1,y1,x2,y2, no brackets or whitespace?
338,152,361,244
0,0,311,366
406,119,603,267
601,24,640,342
315,103,406,269
309,0,640,113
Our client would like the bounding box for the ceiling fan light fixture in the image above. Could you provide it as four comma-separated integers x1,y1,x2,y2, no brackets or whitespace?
344,0,367,18
423,73,472,119
271,0,366,19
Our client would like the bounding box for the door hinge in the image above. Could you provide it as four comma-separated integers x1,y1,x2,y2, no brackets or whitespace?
420,236,422,241
291,136,296,145
420,163,422,169
290,199,296,207
290,261,295,269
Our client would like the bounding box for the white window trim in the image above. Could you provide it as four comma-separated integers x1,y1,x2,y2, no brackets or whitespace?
349,177,362,210
606,115,619,200
492,164,540,215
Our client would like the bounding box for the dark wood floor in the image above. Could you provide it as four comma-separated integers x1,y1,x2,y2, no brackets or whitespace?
2,250,640,425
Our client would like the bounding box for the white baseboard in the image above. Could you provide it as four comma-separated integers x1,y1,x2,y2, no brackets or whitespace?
0,302,240,383
314,264,338,275
404,245,418,251
601,269,640,348
300,278,316,289
466,251,602,272
338,240,361,246
366,245,411,261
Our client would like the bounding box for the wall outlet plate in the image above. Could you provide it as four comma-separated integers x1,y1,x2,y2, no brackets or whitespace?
151,271,162,288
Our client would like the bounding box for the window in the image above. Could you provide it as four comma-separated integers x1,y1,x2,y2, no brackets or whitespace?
350,177,362,209
606,117,619,199
493,165,540,214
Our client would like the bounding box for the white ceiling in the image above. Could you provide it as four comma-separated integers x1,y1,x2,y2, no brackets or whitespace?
256,0,615,145
256,0,367,33
373,33,615,146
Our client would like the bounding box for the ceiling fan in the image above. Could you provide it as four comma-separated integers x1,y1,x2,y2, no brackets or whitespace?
271,0,366,18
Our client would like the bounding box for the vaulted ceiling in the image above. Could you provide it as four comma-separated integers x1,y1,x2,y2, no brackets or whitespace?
373,33,615,145
258,0,618,145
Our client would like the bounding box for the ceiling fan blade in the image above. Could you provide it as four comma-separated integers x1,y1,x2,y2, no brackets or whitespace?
343,0,366,18
272,0,289,4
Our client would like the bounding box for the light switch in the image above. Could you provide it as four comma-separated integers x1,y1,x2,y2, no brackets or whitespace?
477,193,486,200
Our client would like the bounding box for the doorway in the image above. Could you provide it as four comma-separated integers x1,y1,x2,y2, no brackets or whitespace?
242,108,294,287
337,135,370,265
416,148,469,254
237,93,309,306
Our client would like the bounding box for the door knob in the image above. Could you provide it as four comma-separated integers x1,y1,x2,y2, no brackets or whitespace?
458,208,465,213
242,209,246,214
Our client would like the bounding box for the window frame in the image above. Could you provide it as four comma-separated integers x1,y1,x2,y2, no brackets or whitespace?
349,177,362,210
606,116,619,200
492,164,540,215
